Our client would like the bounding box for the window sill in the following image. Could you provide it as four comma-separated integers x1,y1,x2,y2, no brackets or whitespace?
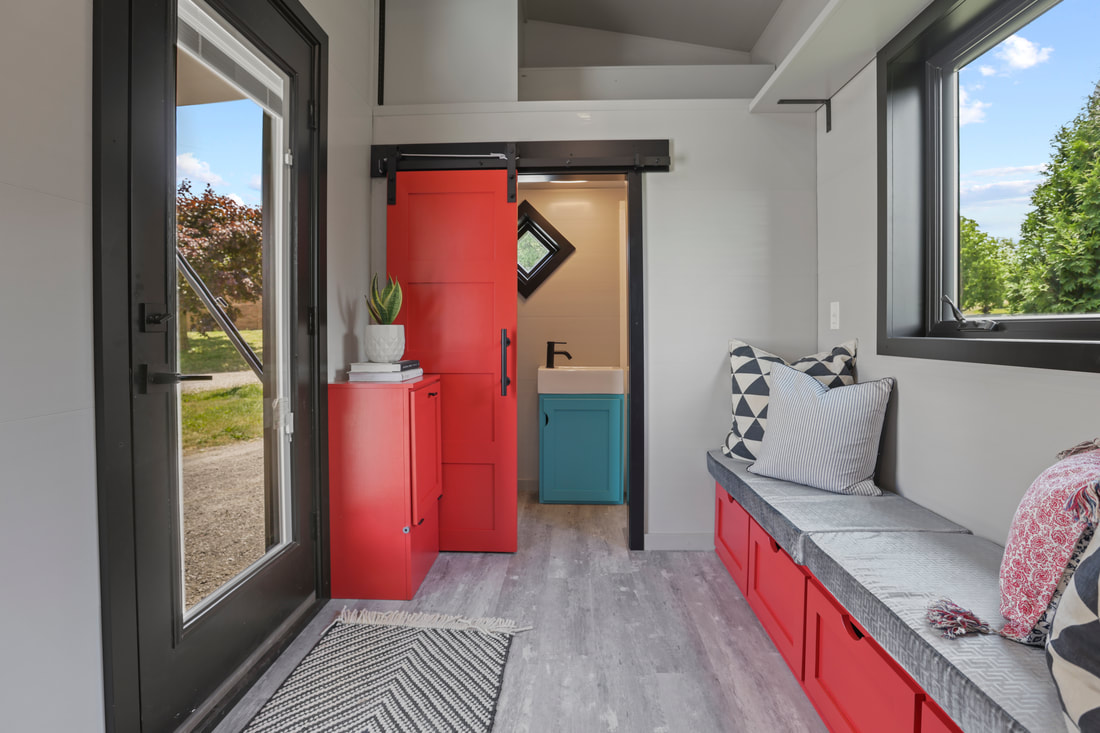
877,334,1100,373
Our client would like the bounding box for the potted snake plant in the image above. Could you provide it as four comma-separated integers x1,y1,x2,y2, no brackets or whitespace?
364,274,405,362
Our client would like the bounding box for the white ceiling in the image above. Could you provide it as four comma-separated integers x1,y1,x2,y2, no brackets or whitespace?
522,0,784,53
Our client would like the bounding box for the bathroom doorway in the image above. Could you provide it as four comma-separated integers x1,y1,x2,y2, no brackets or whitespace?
515,174,630,539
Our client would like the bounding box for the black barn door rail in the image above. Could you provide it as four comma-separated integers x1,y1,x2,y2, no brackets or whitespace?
372,140,671,204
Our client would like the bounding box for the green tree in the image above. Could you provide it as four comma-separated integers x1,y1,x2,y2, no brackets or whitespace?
1006,83,1100,314
176,180,264,335
959,216,1008,313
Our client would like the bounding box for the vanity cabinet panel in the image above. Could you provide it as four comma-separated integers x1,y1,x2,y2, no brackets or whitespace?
714,484,751,595
328,377,442,600
539,394,624,504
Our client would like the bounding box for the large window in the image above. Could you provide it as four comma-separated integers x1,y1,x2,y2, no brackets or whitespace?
880,0,1100,372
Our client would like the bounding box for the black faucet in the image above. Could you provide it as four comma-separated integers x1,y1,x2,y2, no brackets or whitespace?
546,341,572,368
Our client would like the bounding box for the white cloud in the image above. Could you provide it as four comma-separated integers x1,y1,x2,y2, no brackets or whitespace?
227,193,246,206
960,180,1038,206
994,34,1052,70
959,87,991,125
248,174,263,191
979,65,997,76
965,164,1045,179
176,152,225,187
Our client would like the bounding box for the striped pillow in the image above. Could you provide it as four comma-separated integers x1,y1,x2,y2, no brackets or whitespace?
748,364,894,496
1046,528,1100,731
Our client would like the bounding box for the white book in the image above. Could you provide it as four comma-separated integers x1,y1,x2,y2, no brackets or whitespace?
348,359,420,373
348,368,424,383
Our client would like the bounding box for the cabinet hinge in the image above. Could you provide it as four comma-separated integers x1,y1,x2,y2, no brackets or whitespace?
284,149,293,167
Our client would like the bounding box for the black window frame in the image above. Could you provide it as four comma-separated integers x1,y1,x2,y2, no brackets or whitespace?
516,200,576,298
878,0,1100,373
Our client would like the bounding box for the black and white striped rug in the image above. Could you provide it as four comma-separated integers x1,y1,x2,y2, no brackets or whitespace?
244,609,529,733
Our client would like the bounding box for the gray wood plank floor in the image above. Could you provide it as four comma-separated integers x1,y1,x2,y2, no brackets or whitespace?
215,489,826,732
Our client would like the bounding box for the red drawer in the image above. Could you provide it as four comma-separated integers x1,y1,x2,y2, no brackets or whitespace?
804,579,921,733
714,484,750,594
919,699,963,733
747,518,808,680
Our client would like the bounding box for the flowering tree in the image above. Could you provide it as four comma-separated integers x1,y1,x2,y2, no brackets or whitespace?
176,180,263,335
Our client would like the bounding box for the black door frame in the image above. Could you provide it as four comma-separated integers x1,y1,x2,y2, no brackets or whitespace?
93,0,329,729
369,141,670,550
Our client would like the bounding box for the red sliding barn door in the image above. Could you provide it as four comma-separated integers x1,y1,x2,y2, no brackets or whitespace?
388,170,518,552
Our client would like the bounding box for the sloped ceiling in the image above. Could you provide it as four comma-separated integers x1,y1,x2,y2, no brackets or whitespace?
522,0,784,53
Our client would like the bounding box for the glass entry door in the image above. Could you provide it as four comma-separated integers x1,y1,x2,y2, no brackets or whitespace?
120,0,322,728
175,0,293,615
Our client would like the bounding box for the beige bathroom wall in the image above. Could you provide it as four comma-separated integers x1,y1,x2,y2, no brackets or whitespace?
516,183,629,487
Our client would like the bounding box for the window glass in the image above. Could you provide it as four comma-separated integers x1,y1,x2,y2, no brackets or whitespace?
957,0,1100,315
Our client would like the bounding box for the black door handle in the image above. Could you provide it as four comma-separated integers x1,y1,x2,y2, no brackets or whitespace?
150,372,214,385
500,328,512,396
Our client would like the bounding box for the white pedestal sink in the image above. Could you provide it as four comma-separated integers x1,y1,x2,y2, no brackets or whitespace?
537,366,625,394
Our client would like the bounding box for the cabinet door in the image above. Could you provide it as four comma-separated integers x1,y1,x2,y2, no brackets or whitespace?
410,384,442,526
540,395,623,504
747,519,808,680
804,579,920,733
714,485,750,595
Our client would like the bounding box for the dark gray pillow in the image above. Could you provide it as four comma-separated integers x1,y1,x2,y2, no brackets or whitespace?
1047,526,1100,732
748,364,893,496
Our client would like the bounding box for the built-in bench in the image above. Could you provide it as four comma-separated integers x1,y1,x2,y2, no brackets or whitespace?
706,449,1064,733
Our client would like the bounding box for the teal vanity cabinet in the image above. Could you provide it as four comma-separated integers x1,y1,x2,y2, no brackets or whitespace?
539,394,624,504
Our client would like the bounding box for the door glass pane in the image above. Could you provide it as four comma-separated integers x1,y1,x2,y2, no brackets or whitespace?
176,0,292,614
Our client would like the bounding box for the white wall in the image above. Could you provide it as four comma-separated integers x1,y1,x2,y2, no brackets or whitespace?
302,0,375,380
0,1,105,730
384,0,518,105
372,100,818,549
515,184,628,487
523,20,750,67
816,62,1100,544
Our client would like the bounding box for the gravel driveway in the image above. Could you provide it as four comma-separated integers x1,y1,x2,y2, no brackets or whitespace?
182,433,266,608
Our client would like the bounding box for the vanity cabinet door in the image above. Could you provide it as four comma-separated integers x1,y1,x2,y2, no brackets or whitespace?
539,394,623,504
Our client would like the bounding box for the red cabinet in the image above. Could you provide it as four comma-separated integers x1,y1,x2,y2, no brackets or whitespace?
747,518,808,680
804,579,921,733
328,377,443,600
714,484,751,595
919,699,964,733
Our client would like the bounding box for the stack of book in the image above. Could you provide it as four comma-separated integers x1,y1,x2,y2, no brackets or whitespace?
348,359,423,382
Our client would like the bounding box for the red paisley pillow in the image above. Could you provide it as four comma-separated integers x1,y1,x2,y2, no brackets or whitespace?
1000,449,1100,642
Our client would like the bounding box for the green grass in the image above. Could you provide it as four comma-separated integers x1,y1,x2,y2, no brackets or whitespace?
180,384,263,452
180,329,264,374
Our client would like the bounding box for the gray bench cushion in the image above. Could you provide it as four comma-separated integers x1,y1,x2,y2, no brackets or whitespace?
804,532,1063,733
706,449,970,563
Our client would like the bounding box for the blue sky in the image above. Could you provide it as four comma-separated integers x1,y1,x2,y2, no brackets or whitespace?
176,99,264,206
959,0,1100,240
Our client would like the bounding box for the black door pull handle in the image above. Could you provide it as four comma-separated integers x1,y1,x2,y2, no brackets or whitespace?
151,372,214,384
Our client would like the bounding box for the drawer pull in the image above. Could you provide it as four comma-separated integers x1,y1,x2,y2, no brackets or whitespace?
768,537,781,554
417,517,425,526
842,614,865,641
428,391,438,397
727,494,735,504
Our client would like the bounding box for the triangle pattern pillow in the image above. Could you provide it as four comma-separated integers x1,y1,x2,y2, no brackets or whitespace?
722,339,856,462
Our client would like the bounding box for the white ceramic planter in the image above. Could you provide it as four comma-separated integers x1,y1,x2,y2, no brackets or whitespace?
364,324,405,363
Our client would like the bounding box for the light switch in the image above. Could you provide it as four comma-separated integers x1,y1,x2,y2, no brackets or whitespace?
829,301,840,330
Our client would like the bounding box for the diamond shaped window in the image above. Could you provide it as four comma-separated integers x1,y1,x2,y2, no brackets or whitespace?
517,201,576,298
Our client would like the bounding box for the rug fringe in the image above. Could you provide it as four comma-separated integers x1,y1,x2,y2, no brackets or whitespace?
338,607,532,636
